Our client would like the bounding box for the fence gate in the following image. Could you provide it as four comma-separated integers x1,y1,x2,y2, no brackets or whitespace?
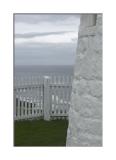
14,76,72,120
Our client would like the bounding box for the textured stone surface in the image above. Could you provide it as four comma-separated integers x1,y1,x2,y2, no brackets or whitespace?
66,14,102,146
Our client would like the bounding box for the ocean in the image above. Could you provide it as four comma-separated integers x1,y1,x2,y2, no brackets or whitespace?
14,65,74,85
14,65,74,77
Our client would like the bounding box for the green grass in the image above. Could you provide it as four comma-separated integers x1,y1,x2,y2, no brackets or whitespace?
14,119,68,146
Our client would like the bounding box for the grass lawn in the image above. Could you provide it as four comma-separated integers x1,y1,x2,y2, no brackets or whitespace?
14,119,68,146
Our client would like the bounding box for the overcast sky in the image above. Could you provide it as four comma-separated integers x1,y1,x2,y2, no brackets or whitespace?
15,14,80,65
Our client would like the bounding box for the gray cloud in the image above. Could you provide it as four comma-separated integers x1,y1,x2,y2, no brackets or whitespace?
15,31,77,38
14,14,80,24
15,14,79,65
15,43,77,65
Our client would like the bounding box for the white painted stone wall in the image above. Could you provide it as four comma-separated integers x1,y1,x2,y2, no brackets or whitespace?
66,14,102,146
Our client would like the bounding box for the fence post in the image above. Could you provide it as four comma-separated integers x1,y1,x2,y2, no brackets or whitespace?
43,76,51,121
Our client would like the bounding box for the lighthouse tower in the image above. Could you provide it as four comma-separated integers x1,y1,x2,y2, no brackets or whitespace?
66,14,102,146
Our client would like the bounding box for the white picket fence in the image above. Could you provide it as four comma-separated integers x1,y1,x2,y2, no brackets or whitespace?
14,75,73,120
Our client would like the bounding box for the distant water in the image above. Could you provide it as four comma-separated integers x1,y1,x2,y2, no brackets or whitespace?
14,65,74,77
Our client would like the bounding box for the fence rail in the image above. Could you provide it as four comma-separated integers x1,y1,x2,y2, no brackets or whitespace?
14,76,72,121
